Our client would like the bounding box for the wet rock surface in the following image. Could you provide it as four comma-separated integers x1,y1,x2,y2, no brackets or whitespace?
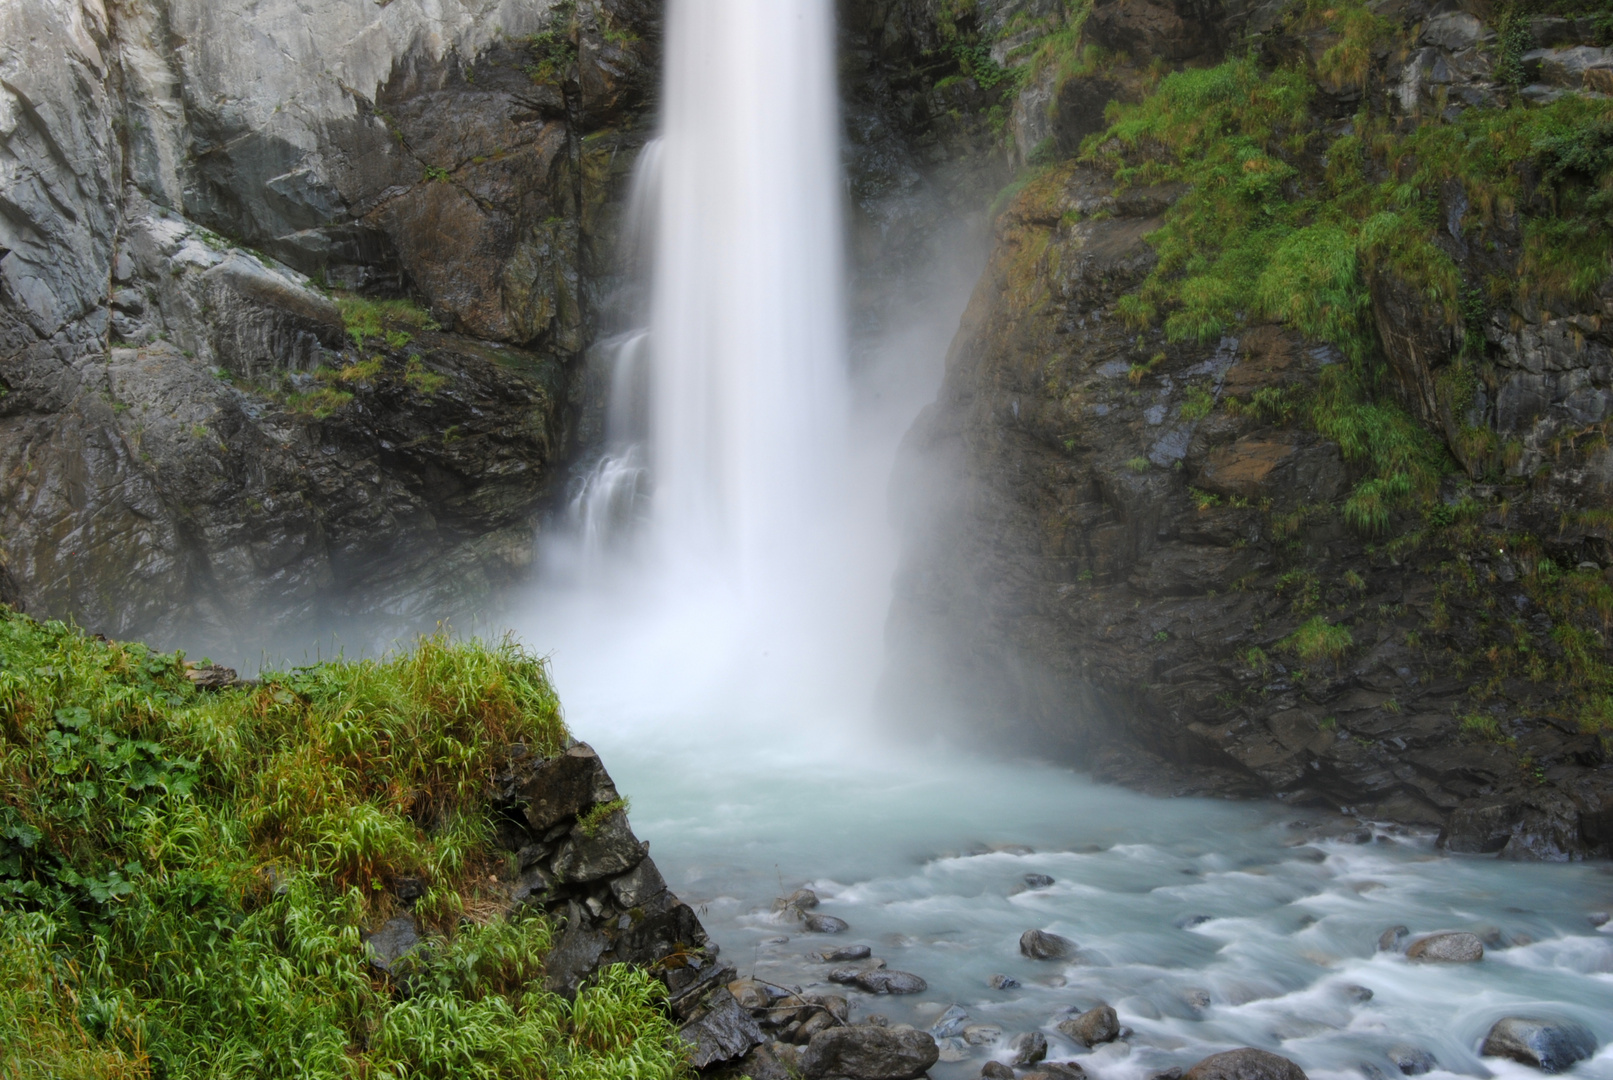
1183,1048,1309,1080
1009,1030,1049,1065
1058,1003,1121,1047
1021,929,1076,960
1404,931,1484,963
1481,1018,1597,1074
799,1024,941,1080
363,914,423,975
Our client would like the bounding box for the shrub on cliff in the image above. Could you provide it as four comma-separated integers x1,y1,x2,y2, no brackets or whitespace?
0,609,690,1080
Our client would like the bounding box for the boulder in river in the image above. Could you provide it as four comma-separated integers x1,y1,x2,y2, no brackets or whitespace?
1481,1017,1597,1073
679,986,766,1068
964,1024,1004,1046
1183,1048,1309,1080
728,978,773,1011
1387,1046,1436,1076
1404,932,1483,962
820,944,873,961
776,888,820,915
806,994,850,1023
1377,926,1409,952
800,1024,940,1080
1058,1003,1120,1047
1021,929,1075,960
855,970,928,995
805,913,850,933
737,1041,797,1080
932,1005,971,1038
1038,1064,1091,1080
1010,1030,1049,1065
989,973,1021,989
1025,873,1055,889
982,1062,1015,1080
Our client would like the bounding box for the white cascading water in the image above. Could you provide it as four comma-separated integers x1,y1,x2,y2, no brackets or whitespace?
650,0,846,584
524,6,1613,1079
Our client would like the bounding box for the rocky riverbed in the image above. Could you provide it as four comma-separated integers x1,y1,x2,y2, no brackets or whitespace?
547,698,1613,1080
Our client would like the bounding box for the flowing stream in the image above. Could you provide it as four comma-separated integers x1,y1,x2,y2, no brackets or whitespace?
519,2,1613,1080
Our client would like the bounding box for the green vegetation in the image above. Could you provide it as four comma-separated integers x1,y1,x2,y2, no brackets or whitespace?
576,798,630,839
1083,19,1613,528
405,355,449,396
335,295,437,349
284,384,354,420
0,611,691,1080
527,4,578,86
1280,615,1354,664
1180,385,1216,420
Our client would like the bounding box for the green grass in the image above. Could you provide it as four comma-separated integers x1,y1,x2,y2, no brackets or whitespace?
1280,615,1354,664
284,385,354,420
335,295,437,349
0,610,690,1080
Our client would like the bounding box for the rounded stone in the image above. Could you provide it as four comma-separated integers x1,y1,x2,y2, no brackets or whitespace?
1404,932,1483,963
1182,1048,1309,1080
1057,1004,1120,1048
1020,928,1075,960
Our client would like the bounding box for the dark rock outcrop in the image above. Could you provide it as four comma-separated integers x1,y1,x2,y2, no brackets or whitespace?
488,739,760,1065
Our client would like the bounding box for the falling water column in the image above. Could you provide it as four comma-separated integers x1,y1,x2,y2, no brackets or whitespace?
651,0,848,589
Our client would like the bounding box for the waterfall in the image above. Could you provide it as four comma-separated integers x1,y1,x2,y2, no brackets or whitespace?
533,0,867,725
649,0,847,585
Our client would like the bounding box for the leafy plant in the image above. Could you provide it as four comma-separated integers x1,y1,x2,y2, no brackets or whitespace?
0,612,686,1080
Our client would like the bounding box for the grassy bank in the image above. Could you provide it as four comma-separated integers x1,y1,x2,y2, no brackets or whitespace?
0,609,689,1080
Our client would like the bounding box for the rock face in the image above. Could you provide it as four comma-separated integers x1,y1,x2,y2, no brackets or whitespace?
883,0,1613,859
488,739,766,1065
0,0,657,656
1481,1018,1597,1074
